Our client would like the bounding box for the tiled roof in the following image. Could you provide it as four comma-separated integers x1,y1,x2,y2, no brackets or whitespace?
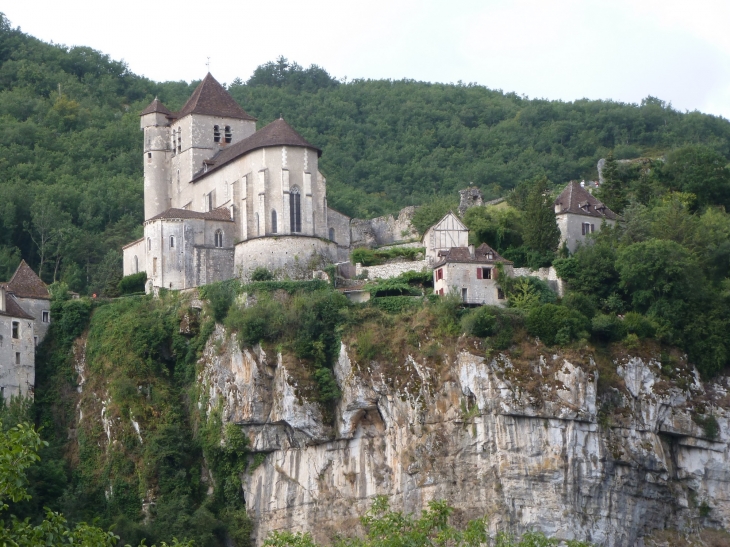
176,73,256,121
192,118,321,181
5,260,50,299
146,208,234,222
433,243,512,267
554,181,617,220
0,293,35,320
140,97,173,117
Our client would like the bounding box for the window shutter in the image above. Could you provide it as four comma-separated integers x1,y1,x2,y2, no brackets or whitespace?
476,268,482,279
591,224,595,233
493,267,498,279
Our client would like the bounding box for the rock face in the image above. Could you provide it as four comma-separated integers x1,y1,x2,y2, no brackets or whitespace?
199,330,730,546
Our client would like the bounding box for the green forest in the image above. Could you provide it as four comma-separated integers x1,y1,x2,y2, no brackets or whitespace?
2,14,730,294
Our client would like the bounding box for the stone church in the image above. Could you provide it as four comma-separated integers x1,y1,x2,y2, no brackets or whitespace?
123,74,352,291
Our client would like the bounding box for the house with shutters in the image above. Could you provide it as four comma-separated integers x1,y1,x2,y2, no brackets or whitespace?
554,181,617,253
433,243,513,306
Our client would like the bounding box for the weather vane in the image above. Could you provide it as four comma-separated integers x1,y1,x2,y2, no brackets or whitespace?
206,57,210,72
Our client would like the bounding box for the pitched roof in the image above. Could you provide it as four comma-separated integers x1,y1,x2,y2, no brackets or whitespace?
0,292,35,320
433,243,512,267
192,118,321,181
140,97,173,117
4,260,50,299
176,73,256,121
554,181,617,220
146,208,234,222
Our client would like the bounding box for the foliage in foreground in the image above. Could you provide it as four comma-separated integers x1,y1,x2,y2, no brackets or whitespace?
262,496,592,547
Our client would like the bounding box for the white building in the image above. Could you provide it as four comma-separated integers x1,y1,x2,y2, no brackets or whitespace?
554,181,617,253
123,73,349,290
422,212,469,266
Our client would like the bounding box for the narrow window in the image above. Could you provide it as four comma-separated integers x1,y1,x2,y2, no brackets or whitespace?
224,125,232,144
133,255,138,274
213,125,221,143
0,335,3,347
153,257,157,276
42,311,49,323
461,288,467,302
255,213,260,236
215,229,223,248
208,192,213,211
171,132,176,155
271,210,277,234
170,235,175,248
329,228,335,241
497,288,505,300
147,238,152,251
34,336,38,347
177,129,181,153
289,186,301,233
147,152,152,159
15,352,20,365
11,321,19,339
591,223,595,233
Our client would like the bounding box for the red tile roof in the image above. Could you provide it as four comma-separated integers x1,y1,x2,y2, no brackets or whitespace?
176,73,256,121
433,243,512,267
554,181,617,220
140,97,173,117
146,208,234,222
4,260,50,299
193,118,321,181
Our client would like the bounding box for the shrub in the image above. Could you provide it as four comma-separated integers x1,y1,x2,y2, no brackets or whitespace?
200,280,240,322
117,272,147,295
622,311,656,338
251,267,275,281
461,306,524,349
591,314,627,342
526,304,588,346
351,247,424,266
370,296,421,314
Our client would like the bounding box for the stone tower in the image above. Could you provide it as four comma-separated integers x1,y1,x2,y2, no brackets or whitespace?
140,98,172,220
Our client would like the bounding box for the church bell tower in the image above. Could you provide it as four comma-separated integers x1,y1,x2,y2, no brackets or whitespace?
140,98,172,220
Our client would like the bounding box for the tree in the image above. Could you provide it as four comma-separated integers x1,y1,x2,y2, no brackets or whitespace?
522,176,560,255
597,152,626,212
662,145,730,209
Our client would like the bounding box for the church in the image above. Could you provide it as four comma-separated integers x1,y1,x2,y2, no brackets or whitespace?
122,74,351,291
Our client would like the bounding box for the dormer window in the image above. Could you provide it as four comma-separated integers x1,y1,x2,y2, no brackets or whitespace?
224,126,232,144
213,125,221,143
486,252,494,260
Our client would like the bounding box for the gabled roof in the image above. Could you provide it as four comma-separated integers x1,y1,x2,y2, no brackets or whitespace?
140,97,173,117
192,118,321,181
4,260,50,300
176,73,256,121
428,211,468,233
554,181,617,220
146,208,234,223
433,243,512,268
0,293,35,320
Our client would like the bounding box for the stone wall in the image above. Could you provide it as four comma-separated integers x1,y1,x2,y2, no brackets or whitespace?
234,236,338,281
0,304,34,399
512,266,565,296
350,206,419,248
355,259,428,280
15,297,51,342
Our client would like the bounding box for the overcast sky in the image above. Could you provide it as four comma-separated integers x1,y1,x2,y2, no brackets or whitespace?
5,0,730,119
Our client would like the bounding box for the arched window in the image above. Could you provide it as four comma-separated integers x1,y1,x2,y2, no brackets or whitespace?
133,256,138,274
169,235,175,248
213,125,220,143
289,186,301,233
224,125,232,143
214,229,223,248
329,228,335,241
271,210,277,233
147,237,152,251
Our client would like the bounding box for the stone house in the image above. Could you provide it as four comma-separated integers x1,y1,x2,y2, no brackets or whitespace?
554,181,617,253
123,73,349,289
433,243,513,306
0,260,50,400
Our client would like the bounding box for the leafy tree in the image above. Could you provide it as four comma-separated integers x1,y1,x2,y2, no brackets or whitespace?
661,145,730,209
463,205,523,252
522,176,560,256
597,152,626,212
411,196,459,235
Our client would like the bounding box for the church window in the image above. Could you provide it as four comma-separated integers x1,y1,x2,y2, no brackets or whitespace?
213,125,221,143
224,126,232,144
15,352,20,365
133,256,138,273
271,210,277,233
329,228,335,241
290,186,301,233
214,230,223,248
12,321,19,339
147,238,152,251
153,257,157,275
169,235,175,248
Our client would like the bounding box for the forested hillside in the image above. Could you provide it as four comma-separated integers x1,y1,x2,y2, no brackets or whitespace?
1,14,730,294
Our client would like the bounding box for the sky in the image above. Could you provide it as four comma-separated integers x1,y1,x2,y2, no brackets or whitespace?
4,0,730,119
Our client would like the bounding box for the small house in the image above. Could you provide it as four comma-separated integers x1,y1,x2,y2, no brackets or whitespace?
554,181,617,253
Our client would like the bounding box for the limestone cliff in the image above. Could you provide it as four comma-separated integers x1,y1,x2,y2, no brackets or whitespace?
198,327,730,547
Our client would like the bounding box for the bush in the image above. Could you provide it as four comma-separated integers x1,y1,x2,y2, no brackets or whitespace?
562,292,597,318
370,296,421,314
351,247,424,267
591,314,626,342
622,311,656,338
200,280,240,322
117,272,147,295
526,304,588,346
461,306,524,349
251,267,275,281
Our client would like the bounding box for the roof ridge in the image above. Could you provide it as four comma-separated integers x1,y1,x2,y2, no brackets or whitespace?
175,73,256,121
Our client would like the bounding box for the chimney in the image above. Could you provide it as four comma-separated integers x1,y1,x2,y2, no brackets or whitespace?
468,244,475,259
0,286,5,313
580,180,585,188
